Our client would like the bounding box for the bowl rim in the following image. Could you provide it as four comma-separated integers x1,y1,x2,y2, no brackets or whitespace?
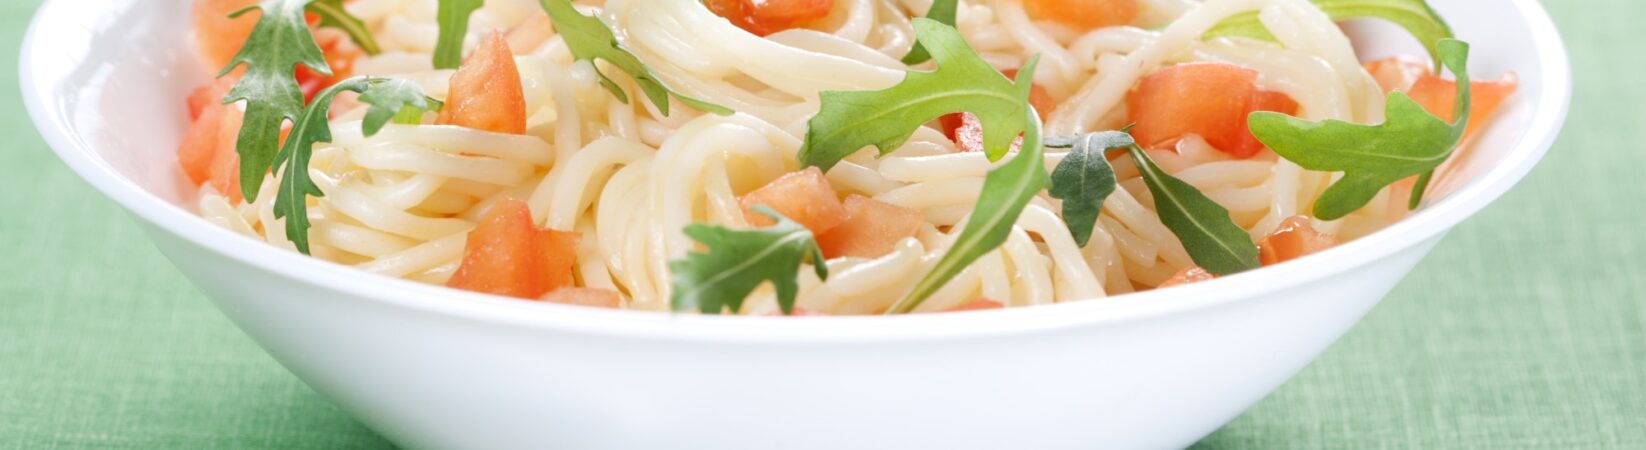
19,0,1571,342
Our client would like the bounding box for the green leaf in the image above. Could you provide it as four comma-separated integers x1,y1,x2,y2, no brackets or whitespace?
1204,0,1453,69
669,206,829,315
1045,131,1129,247
220,0,330,202
1124,144,1259,275
799,18,1037,171
538,0,732,116
898,0,958,65
1249,39,1471,220
273,77,438,254
307,0,381,55
357,78,441,135
433,0,484,69
886,114,1046,314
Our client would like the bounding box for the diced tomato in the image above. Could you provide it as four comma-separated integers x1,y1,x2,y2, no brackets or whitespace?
192,0,260,73
1363,56,1430,93
706,0,834,36
1023,0,1137,29
187,74,239,120
1257,215,1336,266
947,299,1004,312
1407,72,1518,139
940,69,1055,153
816,195,923,259
1362,56,1518,139
447,199,580,300
207,107,245,203
293,28,363,102
437,32,528,135
740,167,847,236
541,288,623,309
1126,63,1299,158
178,102,226,185
1159,266,1215,288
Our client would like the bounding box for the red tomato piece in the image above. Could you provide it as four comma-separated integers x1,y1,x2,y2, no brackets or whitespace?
947,299,1004,312
1407,72,1518,139
1256,215,1336,266
447,199,581,300
706,0,834,36
940,69,1056,153
293,28,363,102
740,167,847,236
816,195,924,259
192,0,260,73
437,32,529,135
1159,266,1215,288
1126,63,1299,158
206,107,245,203
541,288,623,309
1023,0,1139,30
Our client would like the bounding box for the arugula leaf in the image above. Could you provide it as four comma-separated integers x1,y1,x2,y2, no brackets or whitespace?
1125,144,1259,275
1045,131,1128,247
1204,0,1453,68
537,0,731,116
273,77,439,254
307,0,381,55
799,18,1037,171
358,78,442,135
669,206,829,315
433,0,484,69
899,0,958,65
220,0,330,202
1248,39,1471,220
886,114,1047,314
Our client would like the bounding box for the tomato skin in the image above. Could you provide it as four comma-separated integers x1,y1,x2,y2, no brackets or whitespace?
1256,215,1336,266
447,199,580,300
706,0,835,36
740,167,847,236
437,32,529,135
1023,0,1138,30
1126,63,1299,158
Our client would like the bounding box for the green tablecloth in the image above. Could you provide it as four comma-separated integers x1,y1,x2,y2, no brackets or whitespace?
2,0,1642,447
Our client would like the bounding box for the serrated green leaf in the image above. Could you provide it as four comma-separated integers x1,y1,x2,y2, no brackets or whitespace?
1125,144,1259,275
669,206,829,315
273,77,437,254
538,0,732,116
308,0,381,55
800,18,1036,171
1204,0,1452,69
221,0,329,202
886,114,1047,314
899,0,958,65
433,0,484,69
1249,39,1471,220
1045,131,1129,247
357,78,440,135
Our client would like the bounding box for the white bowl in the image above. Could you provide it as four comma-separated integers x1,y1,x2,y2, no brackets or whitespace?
21,1,1569,448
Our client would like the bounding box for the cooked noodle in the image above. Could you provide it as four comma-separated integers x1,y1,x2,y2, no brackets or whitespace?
196,0,1455,314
